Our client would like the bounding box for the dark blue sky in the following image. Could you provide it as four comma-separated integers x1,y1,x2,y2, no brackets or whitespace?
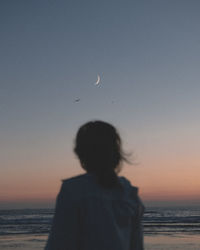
1,0,200,208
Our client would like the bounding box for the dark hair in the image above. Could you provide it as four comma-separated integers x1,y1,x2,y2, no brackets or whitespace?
74,120,128,188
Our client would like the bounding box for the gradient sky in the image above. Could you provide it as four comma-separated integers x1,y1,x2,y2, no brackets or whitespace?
1,0,200,208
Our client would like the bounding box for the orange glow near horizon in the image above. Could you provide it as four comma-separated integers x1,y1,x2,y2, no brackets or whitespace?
1,158,200,205
1,140,200,206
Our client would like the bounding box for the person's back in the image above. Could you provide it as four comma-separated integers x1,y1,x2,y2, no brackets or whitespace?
45,121,144,250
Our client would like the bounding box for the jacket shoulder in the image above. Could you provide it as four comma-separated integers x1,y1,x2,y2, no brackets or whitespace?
119,176,138,193
62,174,87,185
60,174,92,200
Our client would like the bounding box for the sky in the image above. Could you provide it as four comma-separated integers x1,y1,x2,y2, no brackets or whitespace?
0,0,200,208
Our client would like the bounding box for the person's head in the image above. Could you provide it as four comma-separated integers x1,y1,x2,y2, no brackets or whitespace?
74,120,128,188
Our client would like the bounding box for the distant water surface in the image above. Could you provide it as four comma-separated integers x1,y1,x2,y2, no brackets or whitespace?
0,207,200,249
144,207,200,235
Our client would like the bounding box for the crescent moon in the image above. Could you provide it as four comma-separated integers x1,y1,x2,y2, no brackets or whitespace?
94,75,100,85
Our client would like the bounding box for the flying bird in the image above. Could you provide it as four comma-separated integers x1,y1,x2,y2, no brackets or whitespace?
74,98,80,103
94,75,101,86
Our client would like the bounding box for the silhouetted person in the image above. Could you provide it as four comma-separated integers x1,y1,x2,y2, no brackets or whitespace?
45,120,144,250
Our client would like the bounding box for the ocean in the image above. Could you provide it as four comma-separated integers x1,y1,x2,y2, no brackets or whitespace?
0,207,200,250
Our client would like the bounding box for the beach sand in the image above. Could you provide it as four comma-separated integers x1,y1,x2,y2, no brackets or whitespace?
0,234,200,250
0,235,47,250
145,234,200,250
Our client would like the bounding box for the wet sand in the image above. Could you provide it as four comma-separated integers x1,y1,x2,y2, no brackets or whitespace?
145,234,200,250
0,234,200,250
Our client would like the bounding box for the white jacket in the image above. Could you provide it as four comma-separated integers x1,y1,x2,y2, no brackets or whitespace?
45,173,144,250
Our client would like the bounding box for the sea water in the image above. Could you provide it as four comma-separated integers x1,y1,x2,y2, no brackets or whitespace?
0,207,200,249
